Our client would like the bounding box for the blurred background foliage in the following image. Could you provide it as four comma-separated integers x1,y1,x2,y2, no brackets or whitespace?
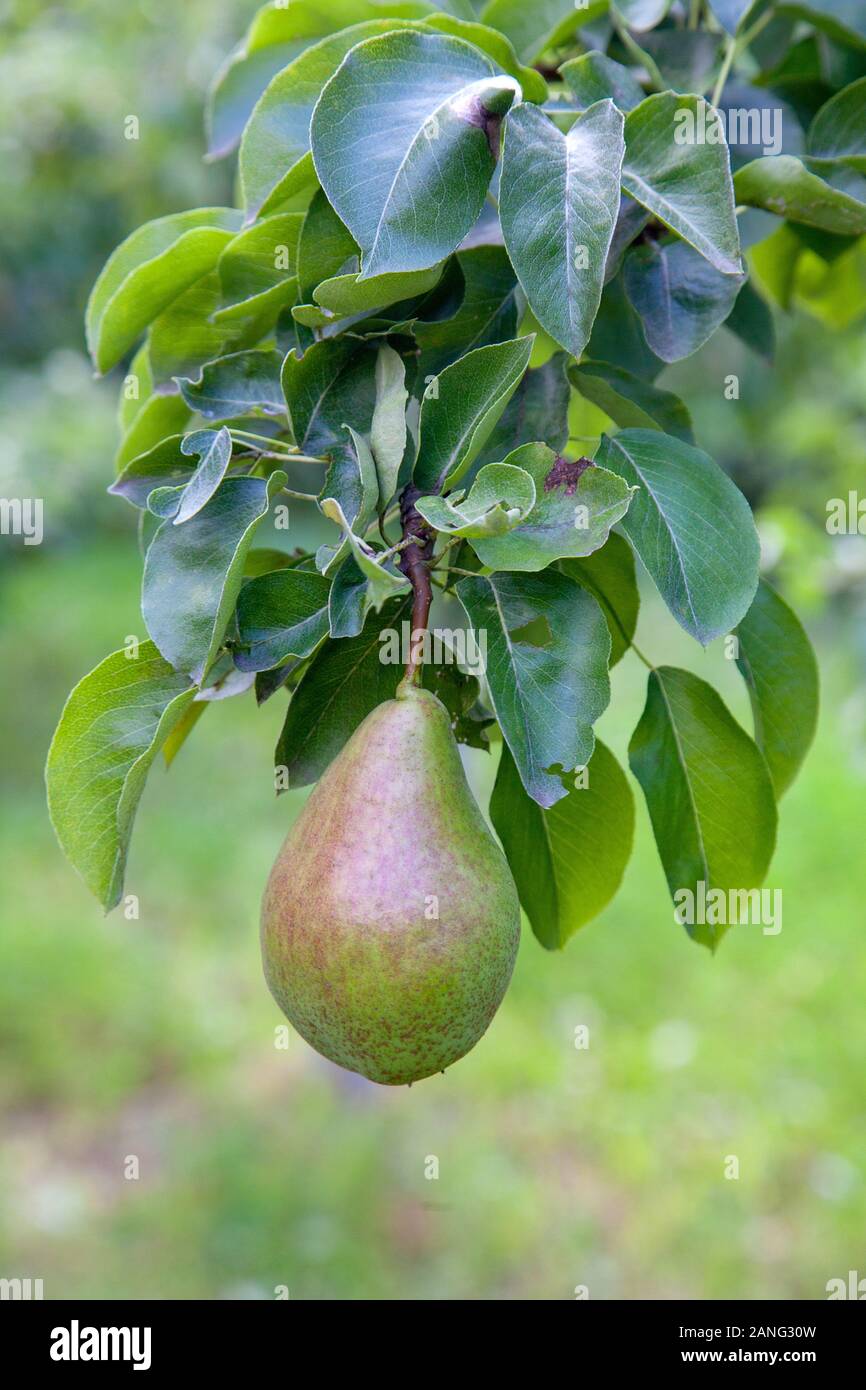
1,0,865,1300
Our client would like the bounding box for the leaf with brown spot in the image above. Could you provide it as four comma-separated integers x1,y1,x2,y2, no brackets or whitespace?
467,442,634,572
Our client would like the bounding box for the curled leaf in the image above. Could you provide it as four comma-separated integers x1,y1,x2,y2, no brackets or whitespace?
416,462,536,538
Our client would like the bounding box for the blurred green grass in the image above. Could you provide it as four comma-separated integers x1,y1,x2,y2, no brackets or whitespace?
1,533,864,1300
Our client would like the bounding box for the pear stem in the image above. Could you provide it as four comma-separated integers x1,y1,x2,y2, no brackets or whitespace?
398,484,434,685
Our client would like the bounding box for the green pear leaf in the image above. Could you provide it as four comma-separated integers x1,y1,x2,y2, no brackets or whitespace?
500,99,625,356
473,353,570,467
708,0,759,34
243,549,294,578
86,208,242,374
568,360,694,442
311,30,518,278
178,350,286,421
596,429,759,644
235,568,332,672
118,344,153,432
615,0,672,27
205,0,422,160
467,443,635,572
623,237,745,362
792,235,866,330
110,435,199,510
807,76,866,172
207,38,305,165
735,578,820,798
560,532,640,668
286,345,382,546
605,196,652,284
328,554,371,638
114,392,190,473
214,4,540,167
313,264,444,317
491,737,635,949
420,664,494,751
457,570,611,808
213,212,303,329
639,27,722,91
143,471,286,684
320,496,410,607
479,0,608,63
290,303,344,331
420,13,548,101
559,52,645,111
734,156,866,235
629,666,778,950
161,698,210,769
320,430,382,584
774,1,866,48
240,20,414,219
275,594,412,788
416,461,536,537
193,657,257,703
254,661,305,706
144,488,180,526
297,187,360,300
415,246,520,380
370,345,409,511
414,336,534,492
587,272,665,381
622,94,742,275
282,339,378,477
748,223,803,312
218,212,302,295
46,643,196,910
169,428,234,525
724,279,776,361
148,273,250,387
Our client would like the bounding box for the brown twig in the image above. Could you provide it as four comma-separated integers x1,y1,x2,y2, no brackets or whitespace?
398,484,434,685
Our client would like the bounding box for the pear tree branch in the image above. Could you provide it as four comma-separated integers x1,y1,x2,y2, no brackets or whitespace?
398,484,434,685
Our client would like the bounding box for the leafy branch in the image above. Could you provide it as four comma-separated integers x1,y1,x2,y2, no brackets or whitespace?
48,0,834,961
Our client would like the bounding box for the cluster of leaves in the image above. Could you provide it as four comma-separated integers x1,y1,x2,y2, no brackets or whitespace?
50,0,863,953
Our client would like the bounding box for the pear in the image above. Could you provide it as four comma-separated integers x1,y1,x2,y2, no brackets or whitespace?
261,681,520,1085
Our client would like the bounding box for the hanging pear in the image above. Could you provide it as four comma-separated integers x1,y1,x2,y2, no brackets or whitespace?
261,681,521,1085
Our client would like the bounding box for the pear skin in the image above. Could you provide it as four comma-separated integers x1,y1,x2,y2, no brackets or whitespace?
261,682,520,1085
